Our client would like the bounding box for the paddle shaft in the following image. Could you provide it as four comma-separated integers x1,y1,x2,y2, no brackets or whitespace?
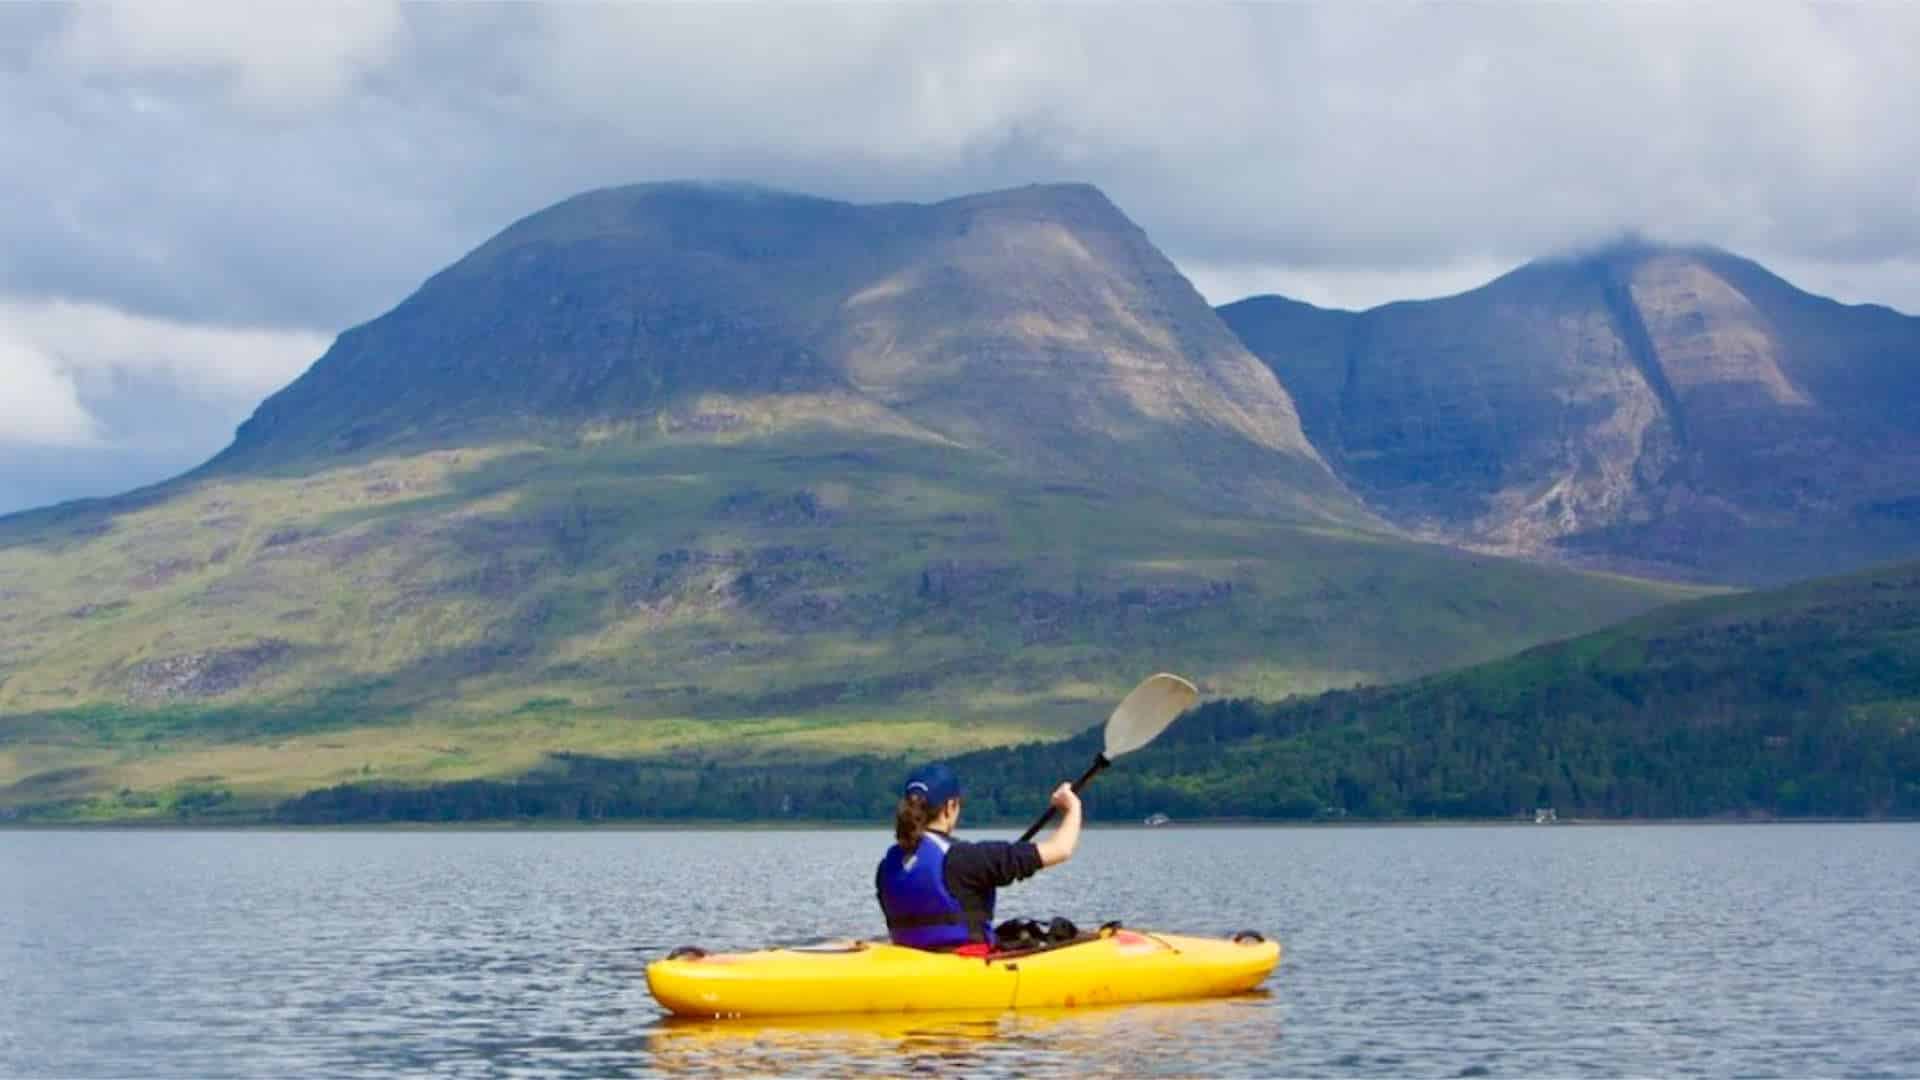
1017,753,1109,844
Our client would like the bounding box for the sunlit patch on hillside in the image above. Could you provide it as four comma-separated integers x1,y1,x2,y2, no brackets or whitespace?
0,426,1694,819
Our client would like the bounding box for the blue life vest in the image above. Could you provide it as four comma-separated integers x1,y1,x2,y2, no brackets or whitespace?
876,833,992,949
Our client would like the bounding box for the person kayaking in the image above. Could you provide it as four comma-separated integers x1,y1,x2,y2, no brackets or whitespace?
875,762,1082,950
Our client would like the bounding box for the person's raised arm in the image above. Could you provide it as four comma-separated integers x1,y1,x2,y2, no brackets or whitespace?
1034,782,1082,867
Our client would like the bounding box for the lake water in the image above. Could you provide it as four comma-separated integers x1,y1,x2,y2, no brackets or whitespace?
4,824,1917,1077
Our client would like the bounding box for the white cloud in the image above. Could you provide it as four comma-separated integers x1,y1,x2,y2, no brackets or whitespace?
499,4,1920,265
0,297,326,448
1759,256,1920,317
2,298,327,397
54,1,404,107
2,1,1920,504
10,3,1920,328
0,334,99,447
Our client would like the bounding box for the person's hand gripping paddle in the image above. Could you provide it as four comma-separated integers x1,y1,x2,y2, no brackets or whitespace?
1017,673,1198,843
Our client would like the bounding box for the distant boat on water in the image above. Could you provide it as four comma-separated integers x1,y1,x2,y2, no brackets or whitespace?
1144,812,1172,827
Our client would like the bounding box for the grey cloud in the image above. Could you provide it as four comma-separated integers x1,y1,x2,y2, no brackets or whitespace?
0,296,324,513
2,2,1919,512
9,3,1920,332
0,377,250,515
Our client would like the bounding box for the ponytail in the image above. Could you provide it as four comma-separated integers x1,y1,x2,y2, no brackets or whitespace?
895,792,933,850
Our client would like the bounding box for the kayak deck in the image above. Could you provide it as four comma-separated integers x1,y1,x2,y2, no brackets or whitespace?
647,930,1280,1017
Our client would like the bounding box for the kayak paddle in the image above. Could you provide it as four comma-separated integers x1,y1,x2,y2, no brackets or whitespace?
1016,672,1198,843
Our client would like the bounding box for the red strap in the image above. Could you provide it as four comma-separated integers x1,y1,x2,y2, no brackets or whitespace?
953,943,993,958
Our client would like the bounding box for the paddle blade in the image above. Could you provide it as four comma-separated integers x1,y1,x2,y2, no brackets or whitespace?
1102,673,1198,758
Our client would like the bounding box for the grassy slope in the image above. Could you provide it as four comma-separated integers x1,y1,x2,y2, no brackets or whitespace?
0,422,1695,819
939,557,1920,821
271,557,1920,825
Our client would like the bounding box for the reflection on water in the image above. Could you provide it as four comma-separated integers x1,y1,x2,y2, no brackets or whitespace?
6,825,1920,1077
646,997,1271,1078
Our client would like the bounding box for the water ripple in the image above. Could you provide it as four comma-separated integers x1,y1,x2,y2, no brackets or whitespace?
4,824,1918,1076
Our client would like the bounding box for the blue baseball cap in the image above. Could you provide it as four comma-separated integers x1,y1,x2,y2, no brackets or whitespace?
903,762,961,806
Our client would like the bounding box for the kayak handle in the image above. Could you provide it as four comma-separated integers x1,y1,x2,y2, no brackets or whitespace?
1016,753,1108,844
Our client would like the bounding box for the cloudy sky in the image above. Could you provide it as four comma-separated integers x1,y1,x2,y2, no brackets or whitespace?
3,3,1917,514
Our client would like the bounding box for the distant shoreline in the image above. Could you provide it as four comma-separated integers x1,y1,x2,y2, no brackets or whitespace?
4,815,1915,832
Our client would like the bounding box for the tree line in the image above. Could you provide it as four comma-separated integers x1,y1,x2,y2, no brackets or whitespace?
282,563,1920,823
280,682,1920,824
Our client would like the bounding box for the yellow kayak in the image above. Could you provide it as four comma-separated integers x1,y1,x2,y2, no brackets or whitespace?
647,929,1280,1017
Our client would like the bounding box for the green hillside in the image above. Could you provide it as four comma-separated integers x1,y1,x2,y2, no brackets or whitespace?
939,558,1920,821
277,558,1920,824
0,181,1704,822
0,426,1691,820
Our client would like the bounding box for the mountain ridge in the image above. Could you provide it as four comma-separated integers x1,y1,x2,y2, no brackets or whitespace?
1220,242,1920,583
5,180,1915,822
0,180,1700,821
207,180,1362,526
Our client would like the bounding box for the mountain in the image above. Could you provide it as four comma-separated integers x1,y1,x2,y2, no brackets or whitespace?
281,556,1920,824
1219,242,1920,584
215,181,1356,523
0,182,1693,821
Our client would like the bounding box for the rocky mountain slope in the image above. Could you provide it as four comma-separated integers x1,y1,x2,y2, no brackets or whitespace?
217,181,1358,524
1220,243,1920,583
0,183,1693,819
